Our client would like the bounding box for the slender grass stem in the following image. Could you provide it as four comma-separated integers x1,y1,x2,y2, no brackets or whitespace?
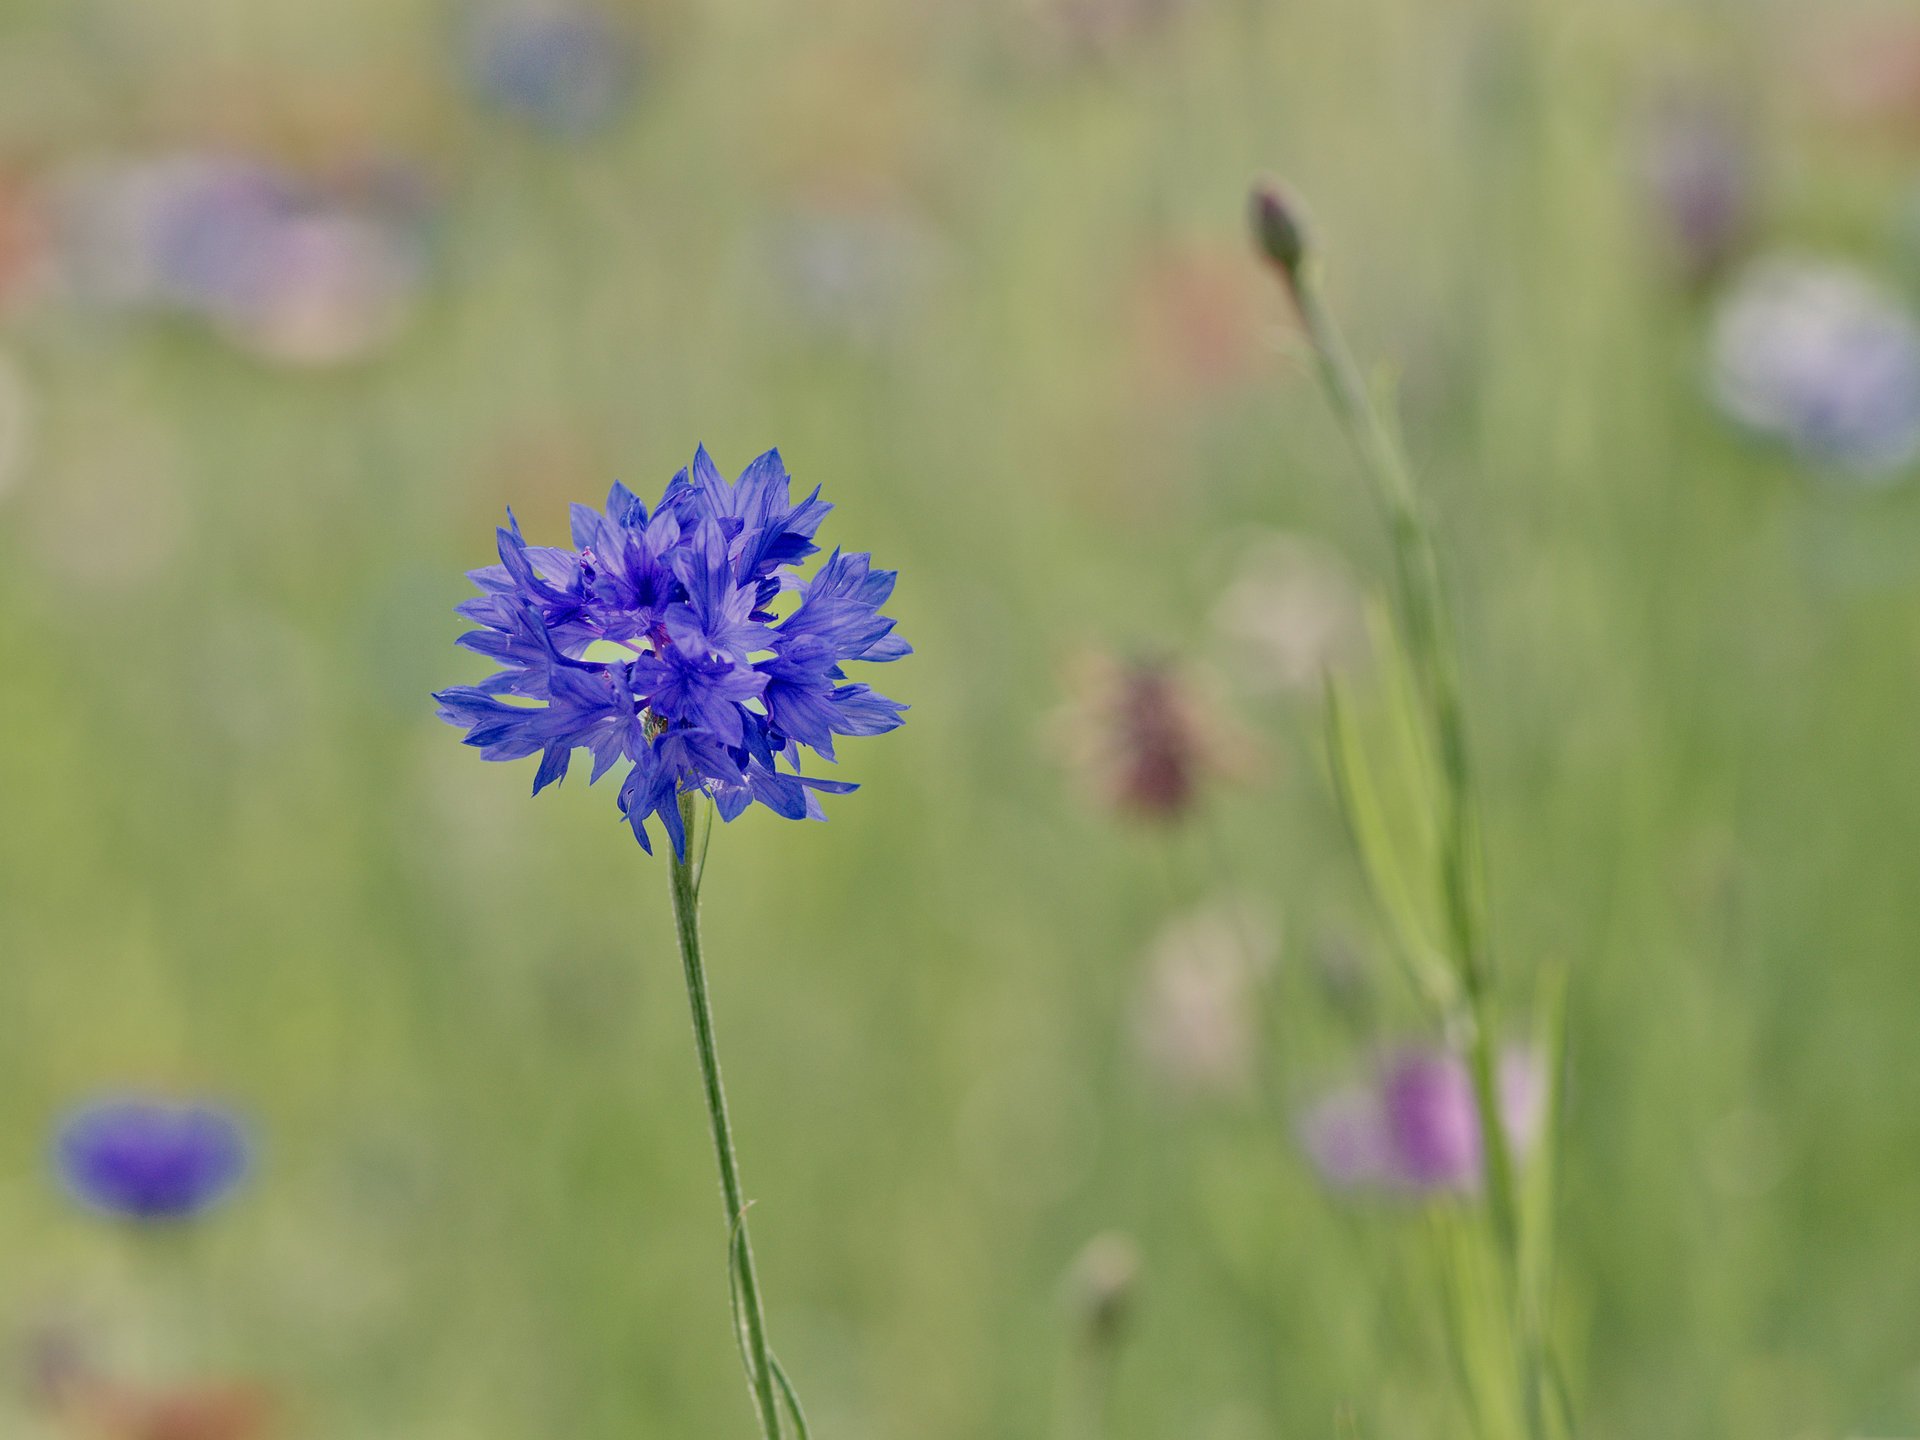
1263,212,1551,1437
667,791,785,1439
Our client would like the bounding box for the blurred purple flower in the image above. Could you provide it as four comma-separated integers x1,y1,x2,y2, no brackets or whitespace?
50,152,431,367
1710,256,1920,478
54,1095,250,1222
209,207,427,367
1298,1046,1542,1196
463,3,641,140
1637,93,1756,286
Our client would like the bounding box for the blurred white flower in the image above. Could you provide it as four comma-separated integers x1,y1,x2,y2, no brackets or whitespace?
1134,898,1277,1098
1211,533,1366,695
1710,256,1920,478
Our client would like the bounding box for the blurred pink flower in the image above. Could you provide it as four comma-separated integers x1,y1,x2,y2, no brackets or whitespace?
1299,1045,1543,1195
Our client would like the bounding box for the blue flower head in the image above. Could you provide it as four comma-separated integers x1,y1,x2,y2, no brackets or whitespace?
464,3,642,141
55,1096,251,1222
436,447,909,857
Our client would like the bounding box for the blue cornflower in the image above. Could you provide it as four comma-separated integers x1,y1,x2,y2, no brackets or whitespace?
54,1096,251,1222
436,446,909,857
463,3,642,140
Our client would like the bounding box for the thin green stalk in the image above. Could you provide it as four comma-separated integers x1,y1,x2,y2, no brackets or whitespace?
1285,270,1517,1202
1259,194,1550,1436
668,791,784,1439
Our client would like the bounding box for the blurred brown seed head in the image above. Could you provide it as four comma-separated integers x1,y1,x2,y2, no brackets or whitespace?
1057,653,1251,824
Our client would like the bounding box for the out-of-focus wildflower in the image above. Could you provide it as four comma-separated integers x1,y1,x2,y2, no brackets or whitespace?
26,1328,272,1440
67,1382,272,1440
1806,14,1920,142
435,447,909,857
49,152,431,366
1297,1046,1542,1196
0,168,50,313
1063,1231,1141,1345
54,1096,250,1222
1057,654,1249,823
1709,256,1920,477
208,204,426,367
462,2,641,140
1635,92,1756,286
1210,533,1366,696
1133,899,1277,1097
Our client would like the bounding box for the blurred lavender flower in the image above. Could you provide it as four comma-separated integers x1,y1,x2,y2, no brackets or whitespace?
55,1096,250,1222
435,447,909,857
49,152,431,367
1636,92,1756,287
1298,1046,1542,1195
1134,899,1277,1097
463,2,641,140
1710,256,1920,478
1210,533,1366,696
1057,654,1249,824
209,206,427,368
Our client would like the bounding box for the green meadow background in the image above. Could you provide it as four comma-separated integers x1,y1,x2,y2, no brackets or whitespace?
3,0,1919,1435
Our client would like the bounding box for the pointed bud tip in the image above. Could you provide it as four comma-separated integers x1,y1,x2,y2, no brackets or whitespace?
1249,178,1309,276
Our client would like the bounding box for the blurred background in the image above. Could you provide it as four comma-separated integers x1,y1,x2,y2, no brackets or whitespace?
3,0,1920,1435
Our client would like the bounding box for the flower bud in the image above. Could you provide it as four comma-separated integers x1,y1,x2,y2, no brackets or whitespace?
1249,177,1309,278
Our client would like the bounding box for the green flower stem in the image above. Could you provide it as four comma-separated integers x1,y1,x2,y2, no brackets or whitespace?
667,792,784,1439
1277,252,1544,1434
